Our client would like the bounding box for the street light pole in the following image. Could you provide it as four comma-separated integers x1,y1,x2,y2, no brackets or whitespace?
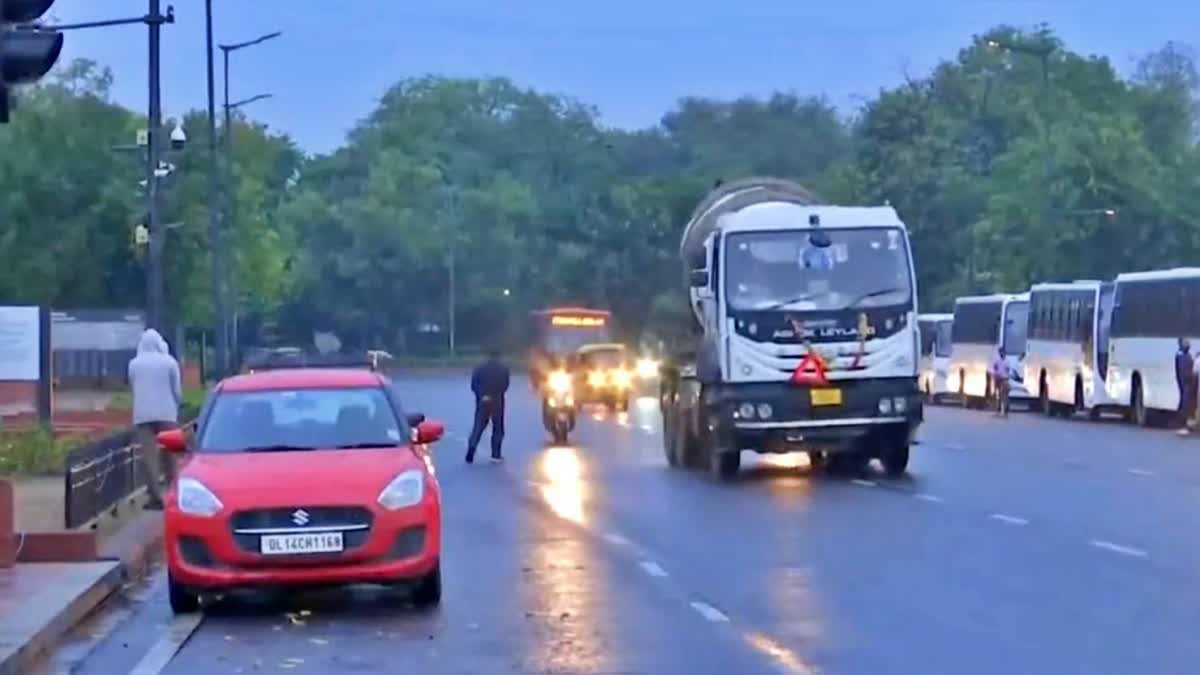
145,0,165,332
204,0,227,378
218,30,280,365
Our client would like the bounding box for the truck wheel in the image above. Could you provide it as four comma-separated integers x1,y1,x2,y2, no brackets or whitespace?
709,450,741,480
881,444,910,477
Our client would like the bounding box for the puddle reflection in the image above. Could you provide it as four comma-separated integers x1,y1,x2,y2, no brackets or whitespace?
538,446,587,524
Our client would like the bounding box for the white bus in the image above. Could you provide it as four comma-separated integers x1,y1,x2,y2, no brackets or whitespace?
918,313,954,401
949,293,1032,406
1105,268,1200,427
1024,280,1122,419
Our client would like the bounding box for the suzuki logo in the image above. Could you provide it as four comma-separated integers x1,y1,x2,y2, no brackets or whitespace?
291,509,310,526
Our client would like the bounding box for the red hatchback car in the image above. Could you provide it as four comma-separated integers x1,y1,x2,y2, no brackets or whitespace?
157,367,445,614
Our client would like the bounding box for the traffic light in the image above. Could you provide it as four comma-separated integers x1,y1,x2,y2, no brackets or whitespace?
1,1,64,123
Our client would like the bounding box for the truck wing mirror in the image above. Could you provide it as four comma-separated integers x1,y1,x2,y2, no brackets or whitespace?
689,270,710,287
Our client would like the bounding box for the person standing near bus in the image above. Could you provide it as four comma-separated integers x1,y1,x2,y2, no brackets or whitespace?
1175,338,1194,434
990,346,1010,417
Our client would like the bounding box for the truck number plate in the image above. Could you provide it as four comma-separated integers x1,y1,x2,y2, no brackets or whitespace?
810,388,842,406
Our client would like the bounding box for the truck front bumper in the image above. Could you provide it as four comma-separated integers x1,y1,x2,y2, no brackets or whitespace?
713,378,923,453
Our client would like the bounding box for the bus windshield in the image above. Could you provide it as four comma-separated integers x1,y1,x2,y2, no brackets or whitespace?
1003,301,1029,356
935,321,953,357
725,228,912,311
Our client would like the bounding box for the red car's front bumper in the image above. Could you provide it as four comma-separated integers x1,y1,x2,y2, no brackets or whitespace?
165,497,440,590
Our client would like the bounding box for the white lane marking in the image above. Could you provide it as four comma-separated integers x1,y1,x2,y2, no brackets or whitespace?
1128,468,1154,477
128,613,205,675
1091,540,1149,558
690,601,730,623
914,493,944,503
603,532,630,547
989,513,1029,526
639,561,669,578
850,479,877,487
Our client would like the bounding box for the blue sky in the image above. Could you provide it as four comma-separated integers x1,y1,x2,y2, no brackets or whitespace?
49,0,1195,154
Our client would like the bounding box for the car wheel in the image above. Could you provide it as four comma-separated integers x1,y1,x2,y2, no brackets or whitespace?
168,572,200,615
411,563,442,608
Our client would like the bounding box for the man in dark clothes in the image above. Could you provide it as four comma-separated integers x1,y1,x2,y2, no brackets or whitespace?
466,347,511,463
1176,338,1194,433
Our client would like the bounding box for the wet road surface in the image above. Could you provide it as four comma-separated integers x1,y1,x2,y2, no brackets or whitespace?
35,374,1200,674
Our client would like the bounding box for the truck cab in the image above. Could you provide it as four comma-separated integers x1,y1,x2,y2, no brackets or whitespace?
663,183,922,479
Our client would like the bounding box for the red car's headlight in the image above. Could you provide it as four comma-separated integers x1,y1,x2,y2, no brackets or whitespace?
377,470,425,510
177,477,223,517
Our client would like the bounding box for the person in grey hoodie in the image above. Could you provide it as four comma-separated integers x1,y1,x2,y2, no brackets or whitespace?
128,329,182,509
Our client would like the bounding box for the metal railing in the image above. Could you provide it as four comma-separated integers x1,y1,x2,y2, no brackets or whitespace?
63,428,141,529
63,419,196,529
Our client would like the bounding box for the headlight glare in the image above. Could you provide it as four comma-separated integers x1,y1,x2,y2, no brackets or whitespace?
177,478,223,517
378,469,425,510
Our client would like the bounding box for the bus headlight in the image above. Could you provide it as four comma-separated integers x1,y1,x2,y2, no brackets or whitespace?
612,369,633,389
737,402,756,419
878,397,894,415
588,371,606,388
756,403,774,419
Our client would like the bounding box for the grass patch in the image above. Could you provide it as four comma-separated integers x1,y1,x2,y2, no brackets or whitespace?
0,429,81,477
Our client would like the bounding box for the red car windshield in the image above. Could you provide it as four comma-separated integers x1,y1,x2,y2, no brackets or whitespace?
198,387,406,453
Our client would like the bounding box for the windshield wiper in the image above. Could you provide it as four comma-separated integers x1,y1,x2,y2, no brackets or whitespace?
839,286,905,310
757,292,824,312
240,445,317,453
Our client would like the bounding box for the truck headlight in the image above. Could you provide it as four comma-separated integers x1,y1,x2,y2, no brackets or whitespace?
548,370,572,395
612,369,633,388
378,469,425,510
177,478,223,517
878,397,894,415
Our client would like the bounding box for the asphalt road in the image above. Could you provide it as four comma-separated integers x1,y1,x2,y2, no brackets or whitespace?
35,374,1200,674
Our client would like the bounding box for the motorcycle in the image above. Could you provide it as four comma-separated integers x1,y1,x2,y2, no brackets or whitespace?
541,369,577,445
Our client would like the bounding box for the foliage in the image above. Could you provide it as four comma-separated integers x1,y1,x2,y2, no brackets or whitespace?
0,429,78,476
1,26,1198,351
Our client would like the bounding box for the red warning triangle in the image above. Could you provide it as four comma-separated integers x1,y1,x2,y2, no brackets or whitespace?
791,351,829,386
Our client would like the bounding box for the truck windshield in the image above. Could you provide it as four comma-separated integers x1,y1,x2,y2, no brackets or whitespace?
725,228,913,311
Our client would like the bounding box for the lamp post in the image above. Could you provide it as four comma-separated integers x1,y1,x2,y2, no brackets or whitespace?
217,29,280,367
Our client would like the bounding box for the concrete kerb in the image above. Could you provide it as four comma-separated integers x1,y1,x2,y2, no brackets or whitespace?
0,510,164,675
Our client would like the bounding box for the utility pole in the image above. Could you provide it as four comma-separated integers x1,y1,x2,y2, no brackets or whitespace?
204,0,227,378
446,187,457,357
144,0,165,332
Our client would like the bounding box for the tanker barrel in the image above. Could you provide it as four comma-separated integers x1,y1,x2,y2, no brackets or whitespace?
679,176,822,275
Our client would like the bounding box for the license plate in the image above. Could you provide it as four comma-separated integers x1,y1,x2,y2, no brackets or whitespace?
260,531,344,555
810,388,843,406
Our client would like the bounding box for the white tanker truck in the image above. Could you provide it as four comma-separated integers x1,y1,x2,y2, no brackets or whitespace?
658,177,922,479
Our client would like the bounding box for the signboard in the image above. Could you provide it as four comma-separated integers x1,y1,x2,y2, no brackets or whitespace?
0,306,40,380
51,310,144,351
550,315,606,328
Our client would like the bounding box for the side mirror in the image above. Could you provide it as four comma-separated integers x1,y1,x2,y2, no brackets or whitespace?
415,420,445,445
157,428,188,454
688,270,709,288
407,413,426,427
